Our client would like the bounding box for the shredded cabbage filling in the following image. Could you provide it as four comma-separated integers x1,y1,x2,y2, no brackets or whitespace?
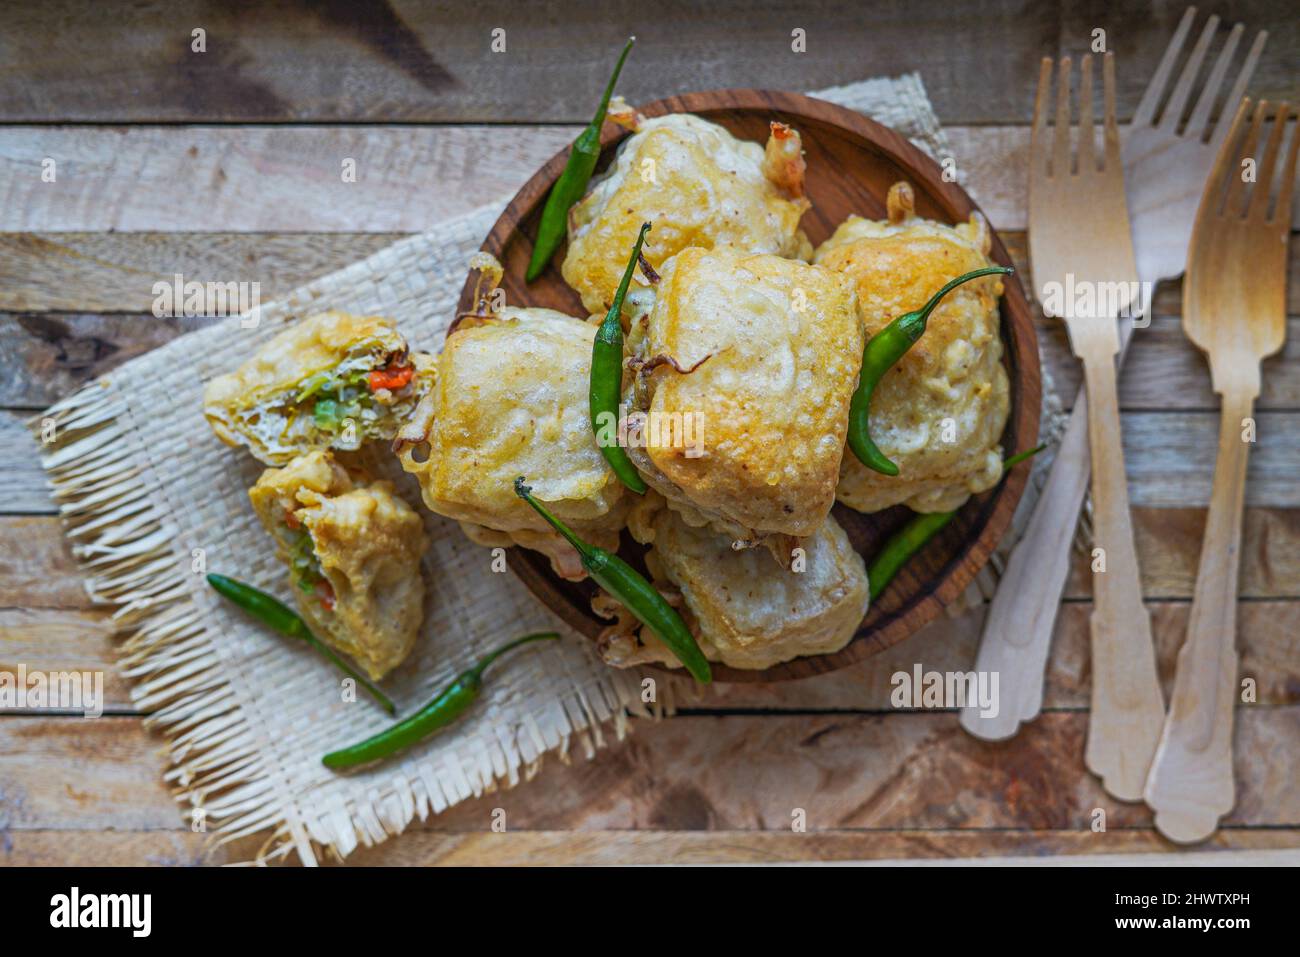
234,342,422,458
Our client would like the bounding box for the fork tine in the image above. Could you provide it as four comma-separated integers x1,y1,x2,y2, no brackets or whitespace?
1211,29,1268,147
1224,99,1267,217
1206,97,1251,216
1159,14,1219,129
1103,53,1121,172
1077,55,1095,174
1248,103,1291,221
1054,57,1073,177
1133,5,1197,127
1186,22,1242,138
1030,57,1054,178
1272,110,1300,228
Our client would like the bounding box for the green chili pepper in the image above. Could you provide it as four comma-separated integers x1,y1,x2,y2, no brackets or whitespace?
848,266,1014,475
591,222,652,494
322,632,559,769
525,37,635,283
866,444,1045,601
206,573,396,715
513,477,711,683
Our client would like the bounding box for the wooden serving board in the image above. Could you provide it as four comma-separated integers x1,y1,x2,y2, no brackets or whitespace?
456,88,1041,682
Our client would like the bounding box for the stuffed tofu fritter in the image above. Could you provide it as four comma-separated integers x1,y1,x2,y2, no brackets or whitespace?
623,247,861,548
204,311,435,466
816,183,1010,513
395,306,630,581
562,114,812,315
601,494,869,670
249,450,426,681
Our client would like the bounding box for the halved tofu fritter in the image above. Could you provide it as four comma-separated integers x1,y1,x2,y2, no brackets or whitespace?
204,311,435,466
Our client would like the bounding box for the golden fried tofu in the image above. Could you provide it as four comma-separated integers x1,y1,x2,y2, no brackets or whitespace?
204,311,436,466
815,183,1010,513
394,306,630,581
622,247,861,546
601,494,869,670
249,450,426,681
562,114,812,315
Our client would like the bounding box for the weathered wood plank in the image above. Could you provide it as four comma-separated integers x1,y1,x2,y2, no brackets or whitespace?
6,229,1298,317
0,234,407,314
7,598,1294,717
0,608,126,710
0,517,93,609
0,830,262,867
1042,316,1300,411
1066,507,1300,600
7,124,1294,233
5,406,1299,512
0,413,51,513
0,717,176,830
1,1,1294,124
0,126,567,231
0,1,1043,124
700,600,1300,712
0,314,221,408
340,829,1300,866
3,710,1295,832
15,309,1294,413
6,827,1297,867
2,500,1298,607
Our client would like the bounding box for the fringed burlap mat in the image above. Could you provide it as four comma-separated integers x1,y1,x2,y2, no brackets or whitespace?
36,73,1065,865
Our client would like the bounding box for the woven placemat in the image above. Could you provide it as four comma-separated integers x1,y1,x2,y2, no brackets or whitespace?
36,72,1064,865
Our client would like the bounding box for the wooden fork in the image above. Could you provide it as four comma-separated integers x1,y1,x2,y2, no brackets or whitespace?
1144,98,1297,843
963,8,1266,744
1025,53,1165,802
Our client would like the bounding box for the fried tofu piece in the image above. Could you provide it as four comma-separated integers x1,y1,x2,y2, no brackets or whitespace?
204,311,435,466
601,494,869,671
562,114,812,315
249,450,426,681
623,247,862,546
394,306,630,580
815,183,1010,513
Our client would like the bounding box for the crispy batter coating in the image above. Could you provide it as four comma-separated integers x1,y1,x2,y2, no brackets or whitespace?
603,494,868,670
203,311,435,466
562,114,812,315
816,183,1010,513
249,450,426,681
623,247,862,544
395,306,630,580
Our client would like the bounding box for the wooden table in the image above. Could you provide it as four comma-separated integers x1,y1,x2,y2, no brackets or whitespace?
2,0,1297,866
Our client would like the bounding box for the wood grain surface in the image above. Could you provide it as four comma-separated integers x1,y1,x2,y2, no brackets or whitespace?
1,0,1296,865
1,1,1295,124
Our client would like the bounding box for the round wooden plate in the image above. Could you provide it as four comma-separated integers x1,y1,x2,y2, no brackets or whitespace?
456,89,1040,683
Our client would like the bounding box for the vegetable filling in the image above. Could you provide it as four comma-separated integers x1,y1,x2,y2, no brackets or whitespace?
234,343,422,458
